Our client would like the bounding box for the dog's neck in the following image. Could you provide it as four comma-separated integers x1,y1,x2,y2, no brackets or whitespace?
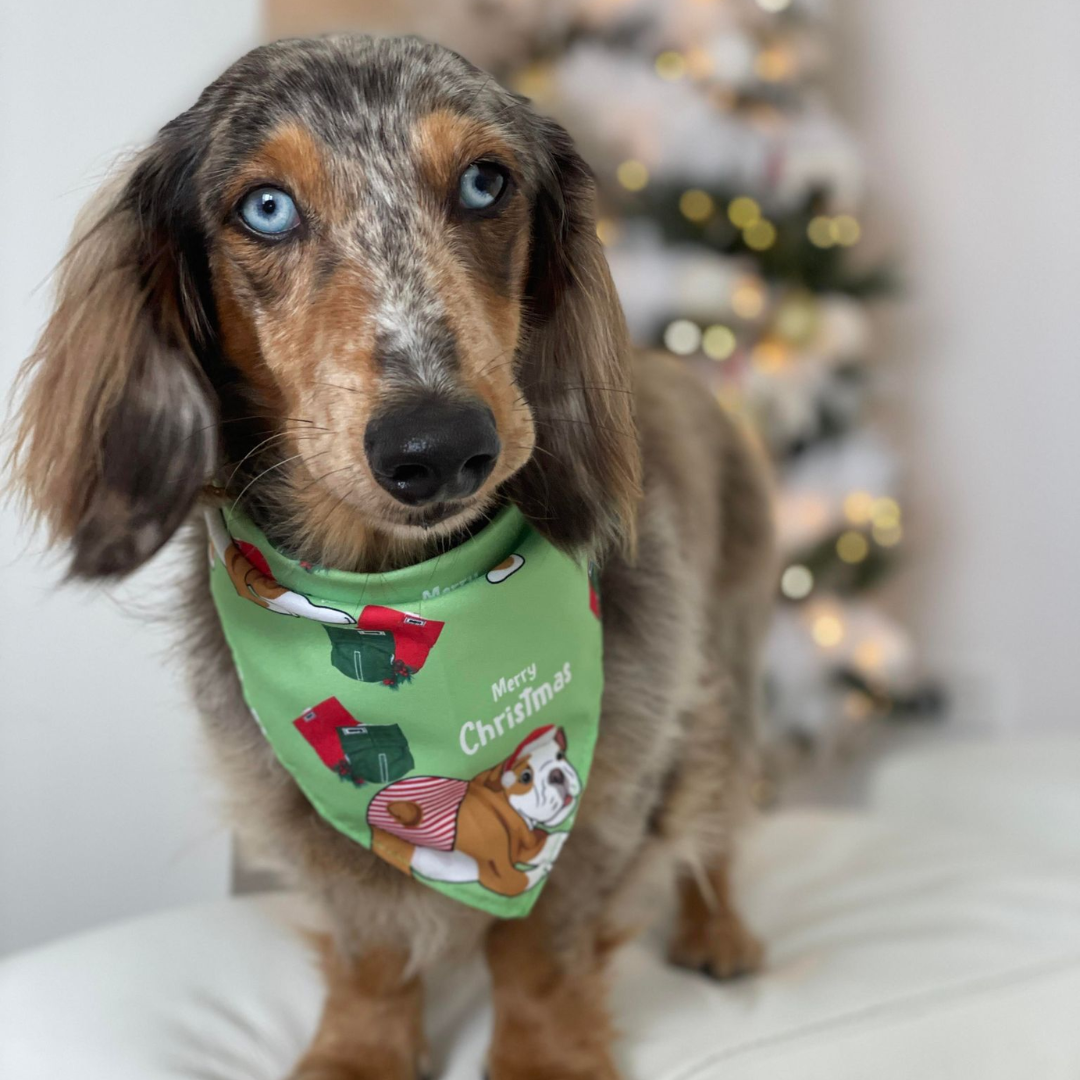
236,485,498,576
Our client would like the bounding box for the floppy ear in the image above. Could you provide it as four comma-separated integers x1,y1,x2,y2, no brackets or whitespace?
9,132,218,578
508,116,642,559
478,762,511,793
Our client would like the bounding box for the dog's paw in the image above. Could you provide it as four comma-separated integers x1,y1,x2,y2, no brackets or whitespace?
288,1055,428,1080
486,1055,622,1080
669,912,765,981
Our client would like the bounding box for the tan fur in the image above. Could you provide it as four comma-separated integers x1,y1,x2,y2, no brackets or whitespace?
486,916,619,1080
292,938,427,1080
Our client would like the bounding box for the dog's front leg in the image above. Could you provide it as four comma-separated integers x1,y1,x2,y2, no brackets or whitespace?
289,940,426,1080
485,913,621,1080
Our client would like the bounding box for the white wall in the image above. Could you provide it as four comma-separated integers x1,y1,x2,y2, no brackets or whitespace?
833,0,1080,732
0,0,260,954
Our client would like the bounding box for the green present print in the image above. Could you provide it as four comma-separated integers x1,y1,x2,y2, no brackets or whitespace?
336,723,414,785
325,625,408,686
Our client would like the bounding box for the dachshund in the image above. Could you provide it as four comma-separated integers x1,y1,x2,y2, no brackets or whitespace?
10,34,775,1080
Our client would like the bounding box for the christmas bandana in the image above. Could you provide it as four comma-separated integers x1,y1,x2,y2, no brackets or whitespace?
206,504,603,918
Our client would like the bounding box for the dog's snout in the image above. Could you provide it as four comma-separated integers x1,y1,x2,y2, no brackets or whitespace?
365,395,500,506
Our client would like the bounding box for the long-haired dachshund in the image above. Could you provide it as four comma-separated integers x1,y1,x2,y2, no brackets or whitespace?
11,35,774,1080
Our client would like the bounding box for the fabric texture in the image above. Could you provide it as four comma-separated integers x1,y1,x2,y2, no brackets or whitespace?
206,504,603,919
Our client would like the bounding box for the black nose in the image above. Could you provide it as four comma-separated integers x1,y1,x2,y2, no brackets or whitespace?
549,769,565,786
365,396,501,506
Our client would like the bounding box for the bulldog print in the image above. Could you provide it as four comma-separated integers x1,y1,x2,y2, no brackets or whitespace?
206,509,352,624
368,725,580,897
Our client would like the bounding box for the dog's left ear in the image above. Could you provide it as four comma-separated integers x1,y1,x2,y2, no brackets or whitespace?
8,115,218,578
508,115,642,559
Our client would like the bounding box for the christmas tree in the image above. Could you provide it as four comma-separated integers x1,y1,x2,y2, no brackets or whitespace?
470,0,943,755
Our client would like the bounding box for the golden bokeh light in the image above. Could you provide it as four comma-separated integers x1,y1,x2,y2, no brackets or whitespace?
843,490,875,525
728,195,762,229
595,217,620,246
807,215,836,248
655,50,687,81
743,218,778,251
873,522,903,547
774,292,819,344
854,639,886,672
685,47,715,79
812,613,845,648
751,337,790,372
871,497,901,529
833,214,862,246
616,159,650,191
731,276,768,319
836,530,870,564
679,188,716,222
754,45,796,83
702,324,738,361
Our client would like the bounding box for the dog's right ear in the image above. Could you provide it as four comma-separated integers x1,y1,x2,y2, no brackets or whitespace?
8,127,218,579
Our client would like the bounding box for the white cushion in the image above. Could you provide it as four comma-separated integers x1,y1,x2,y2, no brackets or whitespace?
3,739,1080,1080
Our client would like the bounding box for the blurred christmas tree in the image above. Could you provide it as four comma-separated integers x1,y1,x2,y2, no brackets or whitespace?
478,0,944,755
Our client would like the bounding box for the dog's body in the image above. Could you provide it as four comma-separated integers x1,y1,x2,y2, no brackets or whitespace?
12,35,774,1079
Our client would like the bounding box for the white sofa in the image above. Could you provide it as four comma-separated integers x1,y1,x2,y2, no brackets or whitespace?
3,738,1079,1079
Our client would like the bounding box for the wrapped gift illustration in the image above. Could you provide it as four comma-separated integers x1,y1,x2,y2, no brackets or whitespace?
324,606,445,688
293,696,414,786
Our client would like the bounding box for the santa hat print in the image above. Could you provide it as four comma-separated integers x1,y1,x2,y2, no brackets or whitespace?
505,725,565,772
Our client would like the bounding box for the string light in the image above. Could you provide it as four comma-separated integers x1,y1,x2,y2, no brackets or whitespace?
833,214,862,246
685,47,715,79
812,613,845,648
780,564,814,600
616,159,650,191
871,497,901,528
655,51,687,81
751,337,790,372
730,276,767,319
664,319,702,355
595,218,619,246
854,639,886,673
808,214,863,248
743,218,778,251
702,324,737,361
679,189,715,222
843,490,875,525
836,530,870,564
873,522,903,547
808,215,835,248
754,45,796,83
728,196,761,228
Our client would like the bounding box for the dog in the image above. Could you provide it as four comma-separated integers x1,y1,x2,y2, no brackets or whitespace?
10,34,775,1080
370,724,579,897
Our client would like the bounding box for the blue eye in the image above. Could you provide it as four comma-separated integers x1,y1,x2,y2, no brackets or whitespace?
238,187,300,236
459,162,508,211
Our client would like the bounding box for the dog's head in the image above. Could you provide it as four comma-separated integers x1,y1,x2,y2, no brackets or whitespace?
498,726,580,829
10,35,640,577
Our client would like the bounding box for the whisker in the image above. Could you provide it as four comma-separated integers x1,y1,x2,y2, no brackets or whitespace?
229,453,308,513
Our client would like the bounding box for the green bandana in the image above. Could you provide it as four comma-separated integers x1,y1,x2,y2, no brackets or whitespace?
206,504,603,919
